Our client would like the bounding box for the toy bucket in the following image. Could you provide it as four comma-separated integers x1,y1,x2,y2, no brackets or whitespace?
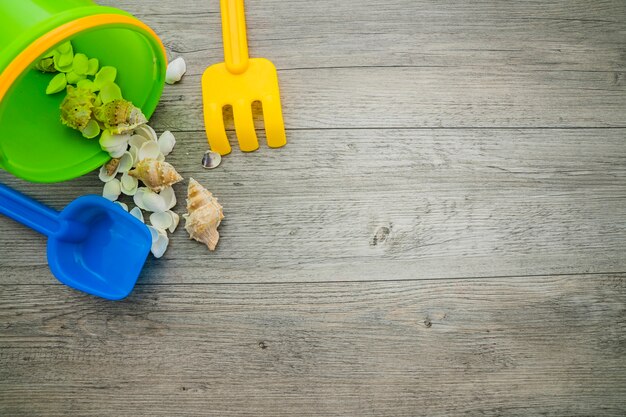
0,0,167,183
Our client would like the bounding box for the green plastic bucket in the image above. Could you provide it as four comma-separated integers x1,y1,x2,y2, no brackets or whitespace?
0,0,167,183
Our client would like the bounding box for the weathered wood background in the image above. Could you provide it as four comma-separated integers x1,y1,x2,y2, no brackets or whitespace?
1,0,625,415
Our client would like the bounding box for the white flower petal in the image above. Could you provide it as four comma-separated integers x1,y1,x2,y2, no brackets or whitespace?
102,178,121,201
142,189,168,213
158,131,176,156
133,187,150,210
150,211,173,230
150,231,169,258
134,124,158,142
120,172,139,196
98,164,117,182
129,207,144,223
168,211,180,233
138,140,160,161
118,151,133,173
114,201,128,211
160,186,176,210
165,57,186,85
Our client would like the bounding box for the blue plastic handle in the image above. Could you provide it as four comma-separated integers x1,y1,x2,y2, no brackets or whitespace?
0,183,61,237
0,183,87,241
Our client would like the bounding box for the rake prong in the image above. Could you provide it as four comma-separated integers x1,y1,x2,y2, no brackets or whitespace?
261,95,287,149
232,100,259,152
204,102,231,155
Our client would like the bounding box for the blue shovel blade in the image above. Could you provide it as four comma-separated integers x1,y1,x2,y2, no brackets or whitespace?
50,196,152,300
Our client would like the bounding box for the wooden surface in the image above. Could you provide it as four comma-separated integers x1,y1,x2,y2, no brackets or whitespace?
1,0,625,415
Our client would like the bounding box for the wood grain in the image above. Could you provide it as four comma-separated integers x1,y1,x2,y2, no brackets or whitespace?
1,0,625,415
1,128,625,284
1,275,625,416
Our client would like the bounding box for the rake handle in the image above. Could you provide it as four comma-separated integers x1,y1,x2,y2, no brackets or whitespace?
221,0,250,74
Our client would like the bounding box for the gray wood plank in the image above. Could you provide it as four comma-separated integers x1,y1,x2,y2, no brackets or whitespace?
96,0,626,130
1,128,625,284
1,275,625,416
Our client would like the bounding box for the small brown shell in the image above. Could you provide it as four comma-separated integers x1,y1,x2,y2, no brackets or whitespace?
128,158,183,192
184,178,224,251
104,157,120,176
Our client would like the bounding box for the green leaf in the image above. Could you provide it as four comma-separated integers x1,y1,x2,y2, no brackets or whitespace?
81,119,101,139
86,58,99,76
72,53,89,75
46,73,67,95
66,71,86,85
77,79,96,91
94,66,117,90
99,82,123,104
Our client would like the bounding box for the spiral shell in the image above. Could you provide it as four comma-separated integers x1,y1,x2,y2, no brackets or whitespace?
128,158,183,192
94,99,147,134
60,85,96,131
183,178,224,251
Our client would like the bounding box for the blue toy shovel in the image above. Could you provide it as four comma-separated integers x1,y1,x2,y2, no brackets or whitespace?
0,183,152,300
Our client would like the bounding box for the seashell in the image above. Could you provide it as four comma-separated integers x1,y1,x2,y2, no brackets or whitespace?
93,99,147,134
129,145,139,167
129,207,144,223
99,130,130,157
128,158,183,193
165,57,187,84
137,140,161,161
141,189,168,213
104,157,120,176
129,134,149,149
134,124,158,142
201,150,222,169
150,211,173,231
168,210,180,233
160,186,177,210
151,229,169,258
102,178,121,201
120,172,139,196
114,201,128,211
183,177,224,251
35,55,56,73
133,187,150,211
118,151,134,173
158,131,176,156
60,85,96,131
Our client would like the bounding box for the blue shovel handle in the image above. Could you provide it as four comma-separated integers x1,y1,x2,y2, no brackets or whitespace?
0,183,87,241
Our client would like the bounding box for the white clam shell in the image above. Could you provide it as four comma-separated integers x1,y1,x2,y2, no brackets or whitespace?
147,225,159,242
150,211,173,230
165,57,186,85
133,187,150,210
114,201,128,211
158,131,176,156
120,172,139,196
108,143,128,158
134,124,158,142
138,140,161,161
102,178,121,201
129,134,149,149
160,186,177,210
150,230,169,258
129,145,139,167
129,207,144,223
98,164,117,183
168,210,180,233
142,189,168,213
100,130,130,150
118,151,134,173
